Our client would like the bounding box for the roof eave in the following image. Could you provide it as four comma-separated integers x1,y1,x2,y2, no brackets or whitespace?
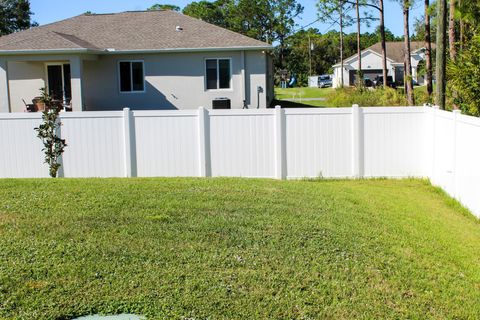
0,48,101,55
0,45,273,56
101,46,273,54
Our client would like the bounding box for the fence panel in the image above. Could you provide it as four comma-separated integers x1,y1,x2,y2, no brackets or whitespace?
363,107,426,177
0,106,479,217
209,110,276,178
452,114,480,215
430,109,456,195
133,110,199,177
284,108,352,178
60,112,125,178
0,113,47,178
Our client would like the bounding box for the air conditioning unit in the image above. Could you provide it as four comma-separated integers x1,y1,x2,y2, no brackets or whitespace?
212,98,231,109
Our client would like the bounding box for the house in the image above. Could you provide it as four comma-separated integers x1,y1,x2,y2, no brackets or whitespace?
0,10,274,112
332,41,430,88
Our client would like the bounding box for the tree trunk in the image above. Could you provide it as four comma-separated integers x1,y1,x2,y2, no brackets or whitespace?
459,0,463,51
425,0,433,97
379,0,388,88
460,16,464,51
436,0,447,109
403,1,415,105
340,2,344,88
308,34,312,76
356,0,362,88
448,0,456,61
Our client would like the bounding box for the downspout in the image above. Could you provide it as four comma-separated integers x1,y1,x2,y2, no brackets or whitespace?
241,50,247,108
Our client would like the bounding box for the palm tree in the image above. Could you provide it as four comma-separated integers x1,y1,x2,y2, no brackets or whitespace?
356,0,362,87
403,0,415,105
425,0,433,96
449,0,456,60
436,0,447,109
379,0,388,87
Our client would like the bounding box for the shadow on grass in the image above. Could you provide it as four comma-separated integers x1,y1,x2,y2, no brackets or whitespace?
269,99,328,108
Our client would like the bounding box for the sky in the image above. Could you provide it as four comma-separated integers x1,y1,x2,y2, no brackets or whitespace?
30,0,424,37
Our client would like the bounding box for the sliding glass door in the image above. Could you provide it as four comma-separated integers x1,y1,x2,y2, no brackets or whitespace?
46,63,72,105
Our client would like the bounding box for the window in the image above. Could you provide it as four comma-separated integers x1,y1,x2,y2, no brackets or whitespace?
119,61,144,92
205,59,231,90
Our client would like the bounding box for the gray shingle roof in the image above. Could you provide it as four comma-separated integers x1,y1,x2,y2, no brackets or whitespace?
335,41,434,67
367,41,432,63
0,10,271,53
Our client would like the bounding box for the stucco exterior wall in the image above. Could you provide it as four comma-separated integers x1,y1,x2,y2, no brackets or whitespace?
83,50,268,111
8,61,45,112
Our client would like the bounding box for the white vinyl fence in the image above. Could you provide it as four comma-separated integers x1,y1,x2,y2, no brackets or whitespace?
0,106,479,217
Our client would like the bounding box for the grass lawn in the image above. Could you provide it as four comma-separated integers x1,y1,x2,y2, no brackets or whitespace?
274,86,431,108
275,87,334,100
1,178,480,319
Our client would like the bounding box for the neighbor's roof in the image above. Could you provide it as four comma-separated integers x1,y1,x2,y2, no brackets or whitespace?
367,41,432,63
334,41,433,67
0,10,272,54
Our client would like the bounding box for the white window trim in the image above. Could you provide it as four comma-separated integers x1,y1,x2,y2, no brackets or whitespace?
204,58,233,92
118,60,146,94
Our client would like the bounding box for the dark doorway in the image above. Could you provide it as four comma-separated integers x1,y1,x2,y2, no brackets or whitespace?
349,69,383,86
47,64,71,104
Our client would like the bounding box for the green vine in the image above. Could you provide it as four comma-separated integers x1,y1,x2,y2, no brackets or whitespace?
34,88,67,178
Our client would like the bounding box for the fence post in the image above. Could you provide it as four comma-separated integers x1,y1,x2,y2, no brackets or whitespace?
431,105,439,182
123,108,133,178
351,104,363,178
274,105,286,179
452,109,461,198
198,107,211,177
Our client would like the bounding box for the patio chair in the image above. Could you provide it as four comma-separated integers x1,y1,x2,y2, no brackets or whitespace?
22,99,36,112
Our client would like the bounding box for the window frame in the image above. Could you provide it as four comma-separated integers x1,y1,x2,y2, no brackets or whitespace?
118,60,146,94
204,58,233,91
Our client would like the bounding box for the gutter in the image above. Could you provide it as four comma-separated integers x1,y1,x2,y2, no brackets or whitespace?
0,48,100,55
0,45,273,56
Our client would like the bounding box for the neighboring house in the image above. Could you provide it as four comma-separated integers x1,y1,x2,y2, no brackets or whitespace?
0,10,274,112
332,41,431,88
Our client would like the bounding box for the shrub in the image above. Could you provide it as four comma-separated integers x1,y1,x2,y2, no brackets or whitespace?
34,88,67,178
447,34,480,116
326,87,408,107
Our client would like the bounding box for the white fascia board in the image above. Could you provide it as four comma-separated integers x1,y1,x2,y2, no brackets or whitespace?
0,45,273,57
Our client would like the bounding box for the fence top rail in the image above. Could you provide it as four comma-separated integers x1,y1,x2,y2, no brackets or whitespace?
284,108,352,115
0,112,42,120
209,109,274,116
132,110,198,118
361,106,425,114
60,111,124,119
458,113,480,127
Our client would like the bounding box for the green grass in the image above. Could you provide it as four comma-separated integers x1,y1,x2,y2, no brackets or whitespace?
275,87,334,100
274,86,433,108
1,178,480,319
